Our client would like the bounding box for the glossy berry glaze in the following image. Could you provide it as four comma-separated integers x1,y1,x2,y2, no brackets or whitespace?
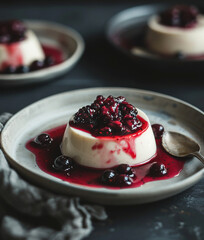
26,123,185,189
70,95,143,137
160,5,199,28
0,20,26,44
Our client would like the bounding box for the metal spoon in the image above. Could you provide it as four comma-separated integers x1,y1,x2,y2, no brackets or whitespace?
162,131,204,165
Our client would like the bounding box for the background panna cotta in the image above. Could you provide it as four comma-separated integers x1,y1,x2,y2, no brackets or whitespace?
145,5,204,56
0,20,45,71
61,95,157,169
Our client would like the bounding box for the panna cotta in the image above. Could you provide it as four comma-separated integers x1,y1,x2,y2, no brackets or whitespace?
146,5,204,56
0,20,45,71
61,95,157,169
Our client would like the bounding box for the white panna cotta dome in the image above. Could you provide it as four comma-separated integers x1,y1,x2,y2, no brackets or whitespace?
61,97,157,169
146,5,204,56
0,20,45,71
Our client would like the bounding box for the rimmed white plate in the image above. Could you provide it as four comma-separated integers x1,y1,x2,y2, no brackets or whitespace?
1,88,204,205
0,20,84,86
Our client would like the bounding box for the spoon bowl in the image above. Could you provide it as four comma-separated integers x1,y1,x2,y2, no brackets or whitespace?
162,131,204,165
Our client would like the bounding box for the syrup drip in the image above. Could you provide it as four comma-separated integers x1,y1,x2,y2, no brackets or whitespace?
1,43,23,69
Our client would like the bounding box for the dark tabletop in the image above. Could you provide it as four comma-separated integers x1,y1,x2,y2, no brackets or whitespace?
0,1,204,240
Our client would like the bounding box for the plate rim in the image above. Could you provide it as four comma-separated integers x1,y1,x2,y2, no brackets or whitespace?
0,87,204,203
0,20,85,84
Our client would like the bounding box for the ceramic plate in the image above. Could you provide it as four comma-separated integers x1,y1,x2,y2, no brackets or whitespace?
0,20,84,86
106,1,204,71
1,88,204,205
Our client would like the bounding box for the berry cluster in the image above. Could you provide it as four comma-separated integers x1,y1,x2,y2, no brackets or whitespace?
1,56,54,74
160,5,199,28
0,20,26,43
70,95,142,137
101,164,135,187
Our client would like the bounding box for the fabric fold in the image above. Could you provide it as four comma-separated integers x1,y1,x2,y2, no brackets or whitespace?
0,113,107,240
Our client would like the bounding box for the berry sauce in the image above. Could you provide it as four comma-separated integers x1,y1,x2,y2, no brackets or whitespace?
42,44,63,65
26,124,185,189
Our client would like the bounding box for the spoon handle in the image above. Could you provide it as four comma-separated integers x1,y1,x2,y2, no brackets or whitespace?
192,152,204,165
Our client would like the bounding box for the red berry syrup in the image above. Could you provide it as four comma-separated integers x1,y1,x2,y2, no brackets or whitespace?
26,124,185,189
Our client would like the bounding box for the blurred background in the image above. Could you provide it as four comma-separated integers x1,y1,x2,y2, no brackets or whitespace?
0,0,203,111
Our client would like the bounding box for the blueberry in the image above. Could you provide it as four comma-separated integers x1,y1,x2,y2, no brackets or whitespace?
34,133,53,147
116,164,132,175
114,174,132,186
44,56,54,66
16,65,29,73
151,124,164,139
30,60,44,71
175,52,185,60
53,155,74,172
101,170,116,185
149,162,167,177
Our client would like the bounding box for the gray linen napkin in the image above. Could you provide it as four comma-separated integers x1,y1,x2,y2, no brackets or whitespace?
0,113,107,240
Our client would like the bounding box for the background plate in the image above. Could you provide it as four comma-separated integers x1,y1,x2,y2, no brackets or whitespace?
1,87,204,205
0,20,84,86
106,1,204,71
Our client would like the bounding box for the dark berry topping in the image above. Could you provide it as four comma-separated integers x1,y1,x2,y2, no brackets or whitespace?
30,60,44,71
0,35,10,43
160,5,199,28
149,162,167,177
70,95,143,137
114,174,132,186
34,133,53,147
0,20,26,43
101,169,116,185
16,65,29,73
152,124,164,139
53,155,74,172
